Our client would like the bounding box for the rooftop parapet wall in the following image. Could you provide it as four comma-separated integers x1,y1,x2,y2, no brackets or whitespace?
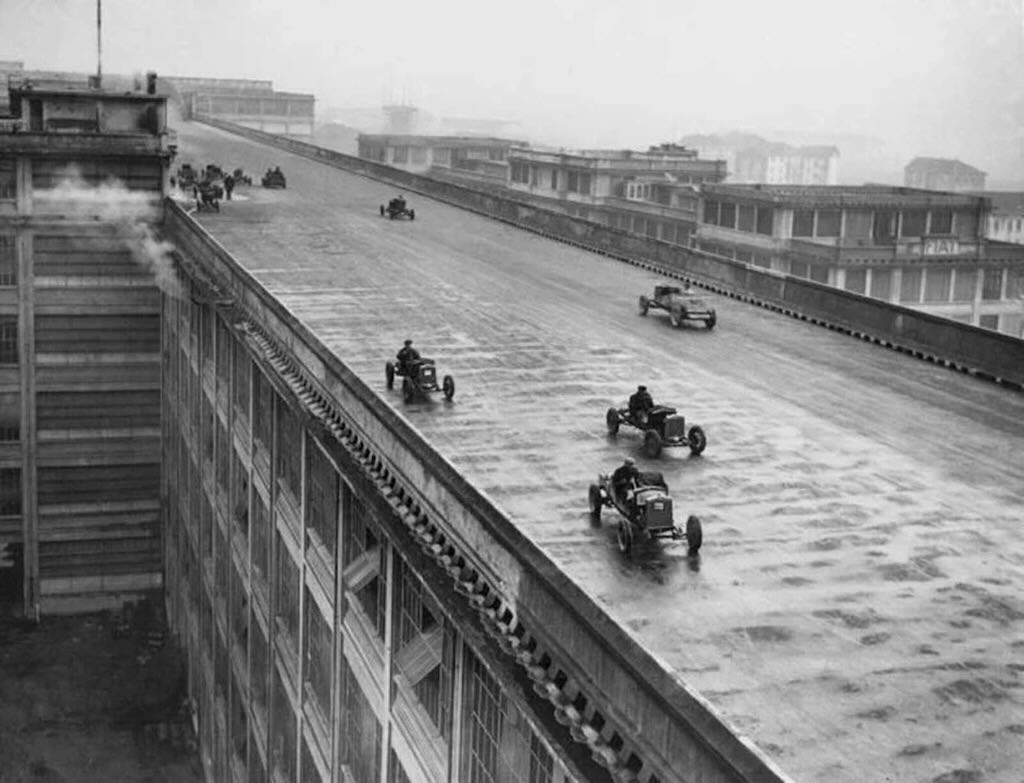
164,199,794,783
193,115,1024,388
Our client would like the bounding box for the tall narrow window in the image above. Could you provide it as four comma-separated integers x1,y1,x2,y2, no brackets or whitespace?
0,158,15,200
0,235,15,285
0,318,18,365
0,468,21,516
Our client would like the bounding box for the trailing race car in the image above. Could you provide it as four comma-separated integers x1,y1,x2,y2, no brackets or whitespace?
639,284,716,329
194,181,223,212
232,168,254,186
588,469,702,555
385,357,454,403
380,196,415,220
262,168,287,189
176,163,198,189
606,403,706,458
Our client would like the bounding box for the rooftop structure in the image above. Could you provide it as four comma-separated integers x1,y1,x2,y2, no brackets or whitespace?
357,133,526,177
905,156,987,192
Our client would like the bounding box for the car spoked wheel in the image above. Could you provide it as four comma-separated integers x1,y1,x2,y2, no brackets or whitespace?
670,307,683,328
616,521,633,554
638,295,649,316
706,311,717,329
643,429,662,458
687,425,707,456
442,375,455,400
605,407,620,435
685,515,703,557
402,377,415,404
385,361,395,390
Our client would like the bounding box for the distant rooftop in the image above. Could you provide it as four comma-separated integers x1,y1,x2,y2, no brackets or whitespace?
905,156,986,177
704,183,986,208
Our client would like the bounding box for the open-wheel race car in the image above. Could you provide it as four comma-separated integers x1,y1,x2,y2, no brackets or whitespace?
232,168,254,186
380,196,415,220
386,358,454,403
176,163,198,189
639,284,716,329
588,470,702,556
606,404,706,458
262,168,287,189
194,180,224,212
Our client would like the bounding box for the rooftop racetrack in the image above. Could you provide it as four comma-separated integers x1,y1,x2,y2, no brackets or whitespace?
173,120,1024,783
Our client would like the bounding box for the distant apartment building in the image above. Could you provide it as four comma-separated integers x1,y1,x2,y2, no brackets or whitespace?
505,143,727,245
357,134,525,179
697,184,1024,336
681,133,839,184
904,157,986,192
981,191,1024,244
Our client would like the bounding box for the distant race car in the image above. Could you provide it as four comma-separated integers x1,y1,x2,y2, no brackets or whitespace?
386,357,454,403
176,163,198,189
606,403,706,458
380,196,415,220
262,168,287,189
639,284,716,329
588,469,702,555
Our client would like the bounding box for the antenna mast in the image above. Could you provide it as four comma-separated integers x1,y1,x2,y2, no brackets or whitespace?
96,0,102,87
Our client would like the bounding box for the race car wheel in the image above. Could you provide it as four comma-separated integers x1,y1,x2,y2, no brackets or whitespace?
605,407,620,435
380,204,385,216
706,311,717,330
385,361,395,389
402,377,415,404
409,209,416,221
687,425,707,456
669,307,683,328
638,295,649,316
643,429,663,458
685,515,703,556
442,375,455,400
588,484,602,521
616,521,633,554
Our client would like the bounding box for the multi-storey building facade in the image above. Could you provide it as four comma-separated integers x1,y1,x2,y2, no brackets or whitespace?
697,184,1024,336
356,134,525,180
506,144,727,246
0,78,173,613
904,157,987,192
171,77,316,138
981,191,1024,245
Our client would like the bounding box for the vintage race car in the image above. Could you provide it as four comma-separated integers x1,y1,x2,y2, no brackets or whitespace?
385,357,454,403
638,284,716,329
588,470,702,555
606,404,706,458
262,169,287,189
380,197,415,220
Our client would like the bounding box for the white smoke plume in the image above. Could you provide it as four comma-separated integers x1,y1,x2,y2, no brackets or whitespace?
34,165,183,299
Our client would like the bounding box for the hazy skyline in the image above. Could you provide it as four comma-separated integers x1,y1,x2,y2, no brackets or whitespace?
3,0,1023,176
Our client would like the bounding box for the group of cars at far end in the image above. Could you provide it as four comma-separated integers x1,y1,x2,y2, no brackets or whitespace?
379,265,717,557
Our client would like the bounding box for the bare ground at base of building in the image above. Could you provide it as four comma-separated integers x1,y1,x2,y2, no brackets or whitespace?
0,594,203,783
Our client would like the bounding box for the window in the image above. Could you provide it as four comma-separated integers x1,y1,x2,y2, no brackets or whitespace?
304,589,333,719
952,269,976,302
306,436,339,559
870,269,892,300
271,669,297,783
410,147,427,165
275,396,301,502
979,314,1000,330
900,210,927,238
0,318,16,364
873,211,897,242
392,146,408,164
810,265,829,284
549,169,557,190
845,268,867,295
719,202,736,229
566,171,578,192
756,207,774,235
341,666,382,783
737,204,755,232
793,209,814,237
816,210,841,238
0,235,15,286
790,260,809,279
703,200,719,225
275,536,301,652
900,268,922,302
930,209,953,234
982,268,1004,300
0,158,15,200
924,268,952,302
344,488,387,639
0,392,18,442
577,173,591,195
252,492,270,583
0,468,20,516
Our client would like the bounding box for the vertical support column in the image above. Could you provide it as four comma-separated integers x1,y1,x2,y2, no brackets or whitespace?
890,268,903,305
18,226,37,620
379,540,396,783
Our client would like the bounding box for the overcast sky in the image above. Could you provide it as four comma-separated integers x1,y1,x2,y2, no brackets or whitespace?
3,0,1023,171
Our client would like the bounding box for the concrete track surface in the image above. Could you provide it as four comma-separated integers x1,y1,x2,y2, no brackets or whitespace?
174,122,1024,783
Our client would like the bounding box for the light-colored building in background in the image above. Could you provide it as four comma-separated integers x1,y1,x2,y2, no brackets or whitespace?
980,191,1024,244
697,184,1024,337
681,133,840,184
169,76,316,138
904,157,986,192
357,133,525,180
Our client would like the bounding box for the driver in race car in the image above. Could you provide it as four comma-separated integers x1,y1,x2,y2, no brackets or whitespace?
628,385,655,424
396,339,420,375
611,457,640,506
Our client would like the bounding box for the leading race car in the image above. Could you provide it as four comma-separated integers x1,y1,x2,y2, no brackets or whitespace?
386,357,454,403
606,404,707,458
262,168,287,189
639,284,716,329
588,469,702,556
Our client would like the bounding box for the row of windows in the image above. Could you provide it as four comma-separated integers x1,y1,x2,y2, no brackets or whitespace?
704,200,775,235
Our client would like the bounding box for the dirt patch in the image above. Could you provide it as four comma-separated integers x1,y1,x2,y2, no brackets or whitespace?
860,632,891,646
934,677,1009,706
853,705,895,721
877,556,947,582
897,742,940,757
0,596,201,783
813,608,885,629
781,576,813,587
931,770,982,783
734,625,793,643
